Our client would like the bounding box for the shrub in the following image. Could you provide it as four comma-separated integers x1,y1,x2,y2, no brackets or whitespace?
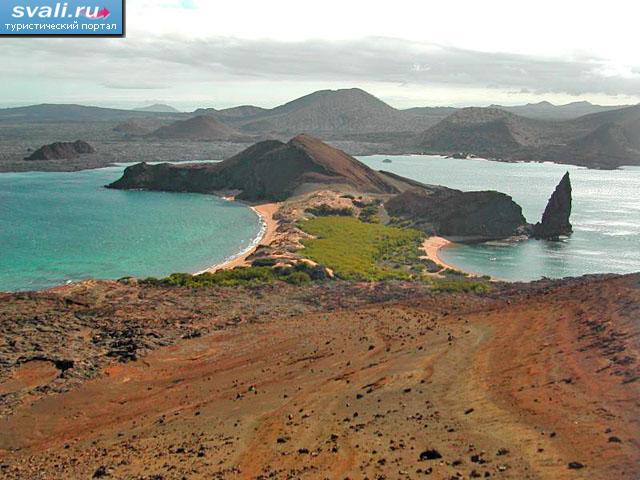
359,205,380,224
421,258,442,273
251,257,277,267
431,279,491,294
140,263,324,288
283,271,312,285
305,204,354,217
142,267,278,288
443,268,467,277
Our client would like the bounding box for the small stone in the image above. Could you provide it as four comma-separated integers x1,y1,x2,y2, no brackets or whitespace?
92,466,109,478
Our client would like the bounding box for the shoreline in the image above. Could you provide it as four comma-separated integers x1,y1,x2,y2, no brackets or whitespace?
421,236,460,272
197,202,280,274
422,236,506,280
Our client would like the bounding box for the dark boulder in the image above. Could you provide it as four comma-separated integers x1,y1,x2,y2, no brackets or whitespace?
25,140,95,160
419,449,443,460
532,172,573,240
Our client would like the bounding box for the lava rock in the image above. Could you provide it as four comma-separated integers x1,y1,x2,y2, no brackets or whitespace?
25,140,95,161
532,172,573,239
419,449,443,461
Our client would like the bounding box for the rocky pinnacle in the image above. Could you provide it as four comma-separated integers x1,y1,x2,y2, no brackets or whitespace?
533,172,573,240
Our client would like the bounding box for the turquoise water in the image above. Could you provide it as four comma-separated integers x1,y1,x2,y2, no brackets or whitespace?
0,165,262,292
359,155,640,281
2,157,639,290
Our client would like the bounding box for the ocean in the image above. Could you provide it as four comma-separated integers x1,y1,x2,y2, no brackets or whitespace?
2,156,639,291
359,155,640,281
0,165,262,291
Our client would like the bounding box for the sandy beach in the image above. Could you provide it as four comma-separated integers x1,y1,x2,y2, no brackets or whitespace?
199,202,280,274
421,235,458,271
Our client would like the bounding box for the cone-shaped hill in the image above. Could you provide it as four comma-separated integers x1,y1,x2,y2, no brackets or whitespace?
149,115,245,141
108,134,401,201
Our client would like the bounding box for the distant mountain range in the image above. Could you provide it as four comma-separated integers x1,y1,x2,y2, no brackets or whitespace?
134,104,180,113
488,101,633,121
1,89,638,168
414,105,640,168
0,104,184,122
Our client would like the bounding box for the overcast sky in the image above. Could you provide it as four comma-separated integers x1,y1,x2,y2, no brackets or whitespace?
1,0,639,110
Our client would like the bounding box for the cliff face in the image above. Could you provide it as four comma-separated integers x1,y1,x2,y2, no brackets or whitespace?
108,135,400,201
386,186,527,240
532,172,573,239
25,140,95,161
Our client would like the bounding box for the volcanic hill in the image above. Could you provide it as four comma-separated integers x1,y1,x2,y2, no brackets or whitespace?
149,115,246,141
210,88,440,135
108,134,401,201
25,140,95,161
135,103,180,113
413,105,640,168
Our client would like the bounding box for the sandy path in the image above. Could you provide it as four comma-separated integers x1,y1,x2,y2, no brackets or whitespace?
199,202,280,273
1,276,637,479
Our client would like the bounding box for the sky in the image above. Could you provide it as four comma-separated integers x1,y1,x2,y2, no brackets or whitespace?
1,0,639,111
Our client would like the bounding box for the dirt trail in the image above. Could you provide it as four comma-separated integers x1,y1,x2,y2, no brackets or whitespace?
0,276,638,479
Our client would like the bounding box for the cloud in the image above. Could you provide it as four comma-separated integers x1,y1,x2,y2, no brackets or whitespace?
2,36,640,101
102,81,170,90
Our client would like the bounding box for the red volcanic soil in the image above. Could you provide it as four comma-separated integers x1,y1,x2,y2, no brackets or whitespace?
0,275,638,479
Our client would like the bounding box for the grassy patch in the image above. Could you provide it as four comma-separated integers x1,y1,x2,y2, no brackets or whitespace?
299,216,425,281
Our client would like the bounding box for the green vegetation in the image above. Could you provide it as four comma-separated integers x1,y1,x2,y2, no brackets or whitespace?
305,204,354,217
430,278,491,294
142,264,312,288
140,216,492,293
284,271,312,285
359,205,380,223
251,257,277,267
299,216,425,281
443,268,468,277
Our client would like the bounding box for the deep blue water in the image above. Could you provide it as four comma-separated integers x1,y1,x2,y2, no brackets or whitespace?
0,165,262,291
359,155,640,281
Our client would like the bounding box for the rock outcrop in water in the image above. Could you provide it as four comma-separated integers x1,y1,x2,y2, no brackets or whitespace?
385,185,527,240
532,172,573,239
108,134,400,201
25,140,95,160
